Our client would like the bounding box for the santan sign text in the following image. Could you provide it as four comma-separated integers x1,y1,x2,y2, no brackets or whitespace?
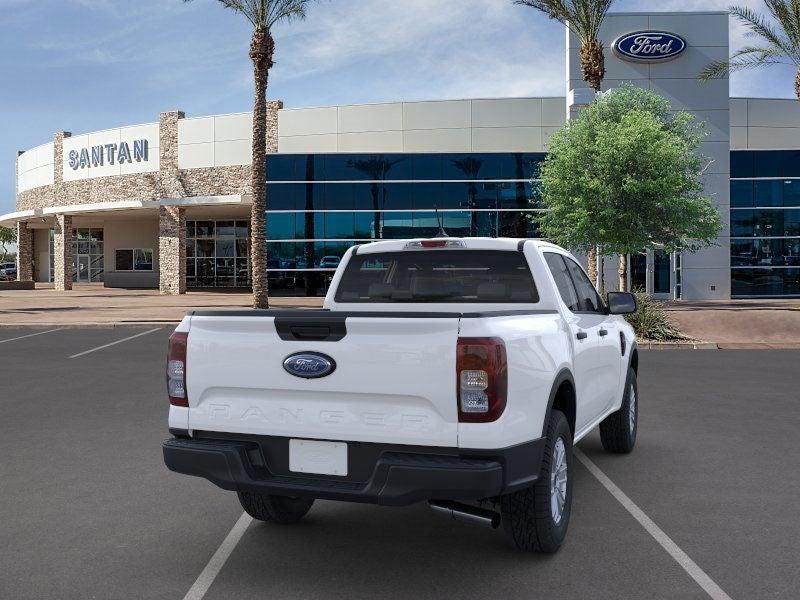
68,139,149,170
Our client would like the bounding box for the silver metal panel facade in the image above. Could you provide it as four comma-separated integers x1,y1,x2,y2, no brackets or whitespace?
568,11,731,300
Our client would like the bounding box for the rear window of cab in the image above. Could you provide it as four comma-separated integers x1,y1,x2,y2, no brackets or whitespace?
334,250,539,303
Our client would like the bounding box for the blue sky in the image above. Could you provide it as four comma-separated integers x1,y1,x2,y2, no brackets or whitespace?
1,0,797,215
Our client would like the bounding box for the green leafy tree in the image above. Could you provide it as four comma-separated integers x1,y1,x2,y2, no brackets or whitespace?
699,2,800,100
184,0,316,308
515,0,616,283
536,84,722,291
0,226,15,263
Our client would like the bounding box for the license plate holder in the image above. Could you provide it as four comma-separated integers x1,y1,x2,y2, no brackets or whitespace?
289,439,348,476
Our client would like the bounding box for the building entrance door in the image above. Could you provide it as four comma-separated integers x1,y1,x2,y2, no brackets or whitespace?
77,256,90,282
626,248,679,300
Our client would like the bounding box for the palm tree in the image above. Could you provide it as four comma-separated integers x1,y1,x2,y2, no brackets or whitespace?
699,2,800,101
185,0,314,309
515,0,616,285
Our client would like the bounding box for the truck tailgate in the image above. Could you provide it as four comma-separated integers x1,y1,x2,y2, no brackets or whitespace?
186,314,461,446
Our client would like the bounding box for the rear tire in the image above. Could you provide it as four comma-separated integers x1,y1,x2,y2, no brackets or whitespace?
599,367,638,454
500,409,573,553
237,491,314,524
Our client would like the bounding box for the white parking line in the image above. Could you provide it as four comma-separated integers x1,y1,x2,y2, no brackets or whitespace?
574,448,733,600
0,329,63,344
183,512,252,600
68,328,162,359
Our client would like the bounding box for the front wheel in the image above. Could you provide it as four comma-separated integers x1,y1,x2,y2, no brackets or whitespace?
500,409,573,553
237,491,314,524
599,367,638,454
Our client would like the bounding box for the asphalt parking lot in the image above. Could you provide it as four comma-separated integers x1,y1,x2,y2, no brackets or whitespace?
1,327,798,600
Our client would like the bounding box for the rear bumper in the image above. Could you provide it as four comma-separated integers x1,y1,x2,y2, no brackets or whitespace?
163,434,545,506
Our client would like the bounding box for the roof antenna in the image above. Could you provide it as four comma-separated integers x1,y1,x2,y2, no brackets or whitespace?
434,205,449,238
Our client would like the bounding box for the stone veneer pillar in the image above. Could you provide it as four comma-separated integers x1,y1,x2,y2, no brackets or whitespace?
53,214,73,291
159,206,186,295
265,101,282,154
158,111,187,295
16,221,34,281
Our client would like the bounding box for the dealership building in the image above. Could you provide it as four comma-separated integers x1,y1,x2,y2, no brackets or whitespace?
3,10,800,299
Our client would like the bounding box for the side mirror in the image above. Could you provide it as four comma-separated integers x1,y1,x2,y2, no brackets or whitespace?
607,292,637,315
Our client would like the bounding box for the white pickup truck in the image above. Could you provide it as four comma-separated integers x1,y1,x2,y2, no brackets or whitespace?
164,238,639,553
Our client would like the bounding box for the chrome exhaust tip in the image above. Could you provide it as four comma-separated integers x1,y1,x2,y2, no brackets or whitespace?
428,500,501,529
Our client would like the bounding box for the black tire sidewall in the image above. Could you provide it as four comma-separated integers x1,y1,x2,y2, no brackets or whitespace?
543,412,573,546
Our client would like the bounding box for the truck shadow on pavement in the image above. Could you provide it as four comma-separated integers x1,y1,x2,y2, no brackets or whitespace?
197,460,697,600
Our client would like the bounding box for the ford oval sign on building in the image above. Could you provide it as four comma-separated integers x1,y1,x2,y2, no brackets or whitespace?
283,352,336,379
613,31,687,63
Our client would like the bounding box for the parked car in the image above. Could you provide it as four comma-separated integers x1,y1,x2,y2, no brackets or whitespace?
163,238,638,553
1,262,16,281
318,255,341,269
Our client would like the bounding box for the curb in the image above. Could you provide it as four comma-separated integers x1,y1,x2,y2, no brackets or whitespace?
639,341,719,350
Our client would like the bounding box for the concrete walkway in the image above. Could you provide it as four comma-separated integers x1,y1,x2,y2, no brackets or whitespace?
0,284,323,327
2,285,799,347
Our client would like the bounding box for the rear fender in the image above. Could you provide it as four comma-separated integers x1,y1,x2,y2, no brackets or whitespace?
543,369,576,438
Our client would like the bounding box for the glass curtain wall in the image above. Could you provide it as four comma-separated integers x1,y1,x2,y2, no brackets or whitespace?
731,151,800,297
186,220,251,288
265,152,546,296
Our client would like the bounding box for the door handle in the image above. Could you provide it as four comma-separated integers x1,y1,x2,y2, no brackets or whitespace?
599,329,609,337
576,331,588,340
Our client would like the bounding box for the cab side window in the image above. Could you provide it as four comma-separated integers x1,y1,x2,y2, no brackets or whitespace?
544,253,581,312
563,257,604,313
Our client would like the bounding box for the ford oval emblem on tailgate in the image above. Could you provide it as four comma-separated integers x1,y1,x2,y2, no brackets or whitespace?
283,352,336,379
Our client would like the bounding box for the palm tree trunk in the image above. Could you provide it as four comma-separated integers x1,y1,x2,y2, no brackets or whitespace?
618,254,627,292
587,247,598,287
796,67,800,102
580,40,605,93
249,29,274,309
580,38,603,287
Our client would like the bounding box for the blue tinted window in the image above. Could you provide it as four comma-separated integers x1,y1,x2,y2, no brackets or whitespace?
353,183,380,211
439,183,470,209
518,153,546,179
730,151,754,178
381,212,414,238
354,213,377,239
382,183,414,210
786,210,800,236
754,151,783,177
267,184,298,210
781,150,800,177
302,155,325,180
731,210,753,237
411,183,444,210
325,213,355,239
299,183,325,211
266,213,295,240
295,212,324,239
325,183,354,210
783,180,800,207
266,155,297,181
412,155,442,180
754,180,783,207
325,155,357,180
731,239,800,267
730,181,753,208
732,268,800,296
731,209,793,237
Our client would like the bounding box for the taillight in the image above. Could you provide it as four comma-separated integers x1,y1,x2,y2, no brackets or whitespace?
167,331,188,407
457,337,507,423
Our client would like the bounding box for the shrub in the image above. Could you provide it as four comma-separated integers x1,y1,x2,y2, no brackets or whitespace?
625,290,689,341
